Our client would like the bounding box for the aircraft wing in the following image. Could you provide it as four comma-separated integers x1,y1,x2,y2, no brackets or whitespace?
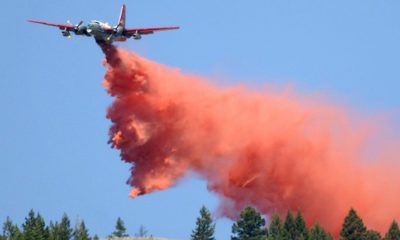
28,20,75,30
125,26,180,35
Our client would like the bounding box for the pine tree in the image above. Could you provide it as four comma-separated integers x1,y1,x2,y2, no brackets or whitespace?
283,210,296,240
22,210,37,240
73,220,89,240
58,214,73,240
231,206,267,240
48,214,72,240
112,217,128,238
191,206,215,240
22,210,48,240
268,213,283,240
2,216,22,240
385,220,400,240
309,224,332,240
339,208,367,240
48,221,60,240
364,230,381,240
92,235,99,240
295,210,308,240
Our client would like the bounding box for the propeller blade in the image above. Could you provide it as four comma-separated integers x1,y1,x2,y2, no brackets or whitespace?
77,21,83,27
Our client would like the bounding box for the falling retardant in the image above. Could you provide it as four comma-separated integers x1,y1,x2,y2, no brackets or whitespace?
100,44,400,236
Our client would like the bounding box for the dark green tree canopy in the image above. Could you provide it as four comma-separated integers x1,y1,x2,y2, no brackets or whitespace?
112,217,128,238
22,210,48,240
73,220,89,240
231,206,267,240
3,207,400,240
364,229,381,240
309,223,332,240
339,208,367,240
268,213,283,240
48,221,60,240
283,210,296,240
1,210,93,240
191,206,215,240
295,210,309,240
385,220,400,240
49,213,73,240
59,214,73,240
2,216,22,240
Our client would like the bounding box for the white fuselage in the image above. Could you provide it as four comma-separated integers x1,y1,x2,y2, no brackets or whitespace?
85,20,126,42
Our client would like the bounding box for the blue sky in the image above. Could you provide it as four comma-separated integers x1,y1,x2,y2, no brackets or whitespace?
1,0,400,239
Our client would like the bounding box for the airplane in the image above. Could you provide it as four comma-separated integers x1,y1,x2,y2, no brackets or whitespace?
28,4,179,44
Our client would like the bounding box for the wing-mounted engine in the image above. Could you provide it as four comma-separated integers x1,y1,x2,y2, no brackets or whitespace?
67,20,90,36
132,31,142,40
61,30,71,37
113,25,124,36
76,25,88,35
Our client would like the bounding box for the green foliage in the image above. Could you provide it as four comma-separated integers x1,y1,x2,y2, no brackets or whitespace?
48,221,60,240
385,221,400,240
112,217,128,238
309,223,332,240
73,220,89,240
2,210,96,240
3,207,400,240
191,206,215,240
295,210,309,240
49,214,73,240
231,206,267,240
339,208,367,240
365,230,381,240
268,213,283,240
2,216,22,240
283,210,296,240
59,214,73,240
22,210,48,240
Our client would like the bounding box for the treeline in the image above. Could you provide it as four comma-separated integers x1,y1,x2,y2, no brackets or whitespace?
0,210,136,240
1,207,400,240
191,207,400,240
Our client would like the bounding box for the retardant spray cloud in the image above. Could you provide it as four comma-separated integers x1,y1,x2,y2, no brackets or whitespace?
100,44,399,235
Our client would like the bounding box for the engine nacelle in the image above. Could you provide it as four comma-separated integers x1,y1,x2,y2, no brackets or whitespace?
114,26,124,36
133,32,142,40
62,31,71,37
75,25,88,35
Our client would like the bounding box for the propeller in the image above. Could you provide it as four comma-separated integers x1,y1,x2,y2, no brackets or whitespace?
76,21,84,28
67,20,85,33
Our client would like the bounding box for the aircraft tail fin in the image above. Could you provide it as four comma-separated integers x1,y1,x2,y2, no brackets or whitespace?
117,4,126,28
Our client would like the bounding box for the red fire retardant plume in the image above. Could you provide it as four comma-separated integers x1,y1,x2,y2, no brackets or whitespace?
100,44,400,235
